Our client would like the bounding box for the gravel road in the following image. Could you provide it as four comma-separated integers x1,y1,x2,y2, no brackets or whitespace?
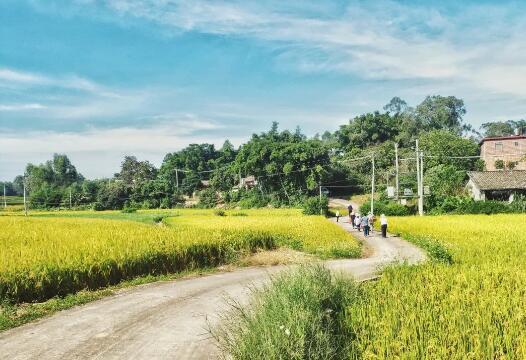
0,215,425,360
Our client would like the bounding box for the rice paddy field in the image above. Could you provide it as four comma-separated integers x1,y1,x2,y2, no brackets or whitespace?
348,214,526,359
0,209,360,303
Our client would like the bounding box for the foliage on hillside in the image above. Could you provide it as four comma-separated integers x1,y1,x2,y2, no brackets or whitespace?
4,95,523,212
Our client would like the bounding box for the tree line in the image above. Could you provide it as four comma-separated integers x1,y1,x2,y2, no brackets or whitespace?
2,95,524,211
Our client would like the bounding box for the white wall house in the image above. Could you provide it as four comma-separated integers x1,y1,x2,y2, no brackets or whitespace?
467,171,526,202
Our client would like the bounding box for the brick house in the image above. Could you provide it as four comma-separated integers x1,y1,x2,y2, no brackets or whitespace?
480,135,526,170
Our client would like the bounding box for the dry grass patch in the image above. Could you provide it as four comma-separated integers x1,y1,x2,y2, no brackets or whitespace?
239,248,316,266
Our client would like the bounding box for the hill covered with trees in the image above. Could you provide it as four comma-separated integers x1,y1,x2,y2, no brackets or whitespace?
2,95,524,212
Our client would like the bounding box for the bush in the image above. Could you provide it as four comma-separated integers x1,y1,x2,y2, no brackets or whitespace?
430,196,512,215
92,202,105,211
231,212,248,217
198,188,218,208
121,207,137,213
360,201,415,216
510,195,526,212
214,265,358,360
302,196,329,216
238,189,270,209
214,209,226,216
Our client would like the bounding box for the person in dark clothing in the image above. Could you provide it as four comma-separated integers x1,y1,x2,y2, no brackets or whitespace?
361,215,370,236
380,214,388,238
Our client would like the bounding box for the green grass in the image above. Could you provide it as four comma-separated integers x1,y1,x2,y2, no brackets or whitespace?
215,265,359,360
31,210,176,224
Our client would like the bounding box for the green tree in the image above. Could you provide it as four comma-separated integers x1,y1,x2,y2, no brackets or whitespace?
419,130,481,171
481,120,526,137
335,111,399,150
415,95,468,135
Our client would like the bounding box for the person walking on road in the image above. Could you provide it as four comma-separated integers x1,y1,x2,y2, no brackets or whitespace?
368,212,375,234
350,208,356,228
355,214,362,231
361,215,370,236
335,210,341,223
347,204,353,222
380,214,388,238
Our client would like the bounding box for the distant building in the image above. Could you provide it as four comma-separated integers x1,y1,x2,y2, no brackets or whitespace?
480,134,526,170
467,171,526,202
233,175,258,191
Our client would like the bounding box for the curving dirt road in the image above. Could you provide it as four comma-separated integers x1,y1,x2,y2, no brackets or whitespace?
0,216,425,360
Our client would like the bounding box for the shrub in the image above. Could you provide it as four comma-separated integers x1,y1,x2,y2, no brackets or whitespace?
360,201,415,216
214,209,226,216
92,202,105,211
238,189,270,208
302,196,329,216
121,207,137,213
214,265,358,360
231,212,248,217
430,196,512,215
198,188,218,208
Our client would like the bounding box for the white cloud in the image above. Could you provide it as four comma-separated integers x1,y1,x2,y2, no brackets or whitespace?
93,0,526,99
0,120,243,179
0,67,120,97
0,103,46,111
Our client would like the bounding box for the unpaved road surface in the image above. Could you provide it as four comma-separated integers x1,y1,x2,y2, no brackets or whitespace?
0,218,425,360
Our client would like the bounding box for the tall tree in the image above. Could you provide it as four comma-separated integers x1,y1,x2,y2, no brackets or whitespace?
415,95,467,135
383,97,409,114
116,156,157,189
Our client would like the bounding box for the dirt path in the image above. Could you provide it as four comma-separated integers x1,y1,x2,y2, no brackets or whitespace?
0,219,425,360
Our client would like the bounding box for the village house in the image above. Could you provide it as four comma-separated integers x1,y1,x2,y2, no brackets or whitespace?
480,133,526,170
467,171,526,202
232,175,258,191
467,132,526,201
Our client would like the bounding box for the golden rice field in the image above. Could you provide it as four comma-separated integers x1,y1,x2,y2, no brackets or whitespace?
348,214,526,359
0,209,360,303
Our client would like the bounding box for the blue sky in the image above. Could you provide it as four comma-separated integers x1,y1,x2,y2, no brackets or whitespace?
2,0,526,180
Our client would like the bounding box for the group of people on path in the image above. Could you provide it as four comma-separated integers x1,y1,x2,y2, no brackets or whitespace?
343,203,388,238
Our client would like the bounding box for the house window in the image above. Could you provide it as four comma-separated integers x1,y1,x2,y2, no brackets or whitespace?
495,142,503,151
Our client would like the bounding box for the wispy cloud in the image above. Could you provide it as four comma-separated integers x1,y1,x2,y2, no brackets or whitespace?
0,103,46,111
84,0,526,97
0,67,121,97
0,120,244,178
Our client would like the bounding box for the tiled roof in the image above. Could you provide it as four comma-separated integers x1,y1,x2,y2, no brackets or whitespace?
467,171,526,190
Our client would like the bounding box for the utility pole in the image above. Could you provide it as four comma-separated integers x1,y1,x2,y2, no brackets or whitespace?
415,140,423,216
175,169,179,188
3,183,6,208
370,153,375,215
23,179,28,217
420,149,425,214
319,185,323,215
394,143,400,202
69,188,72,209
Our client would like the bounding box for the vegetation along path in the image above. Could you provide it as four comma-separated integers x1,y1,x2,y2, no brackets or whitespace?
0,216,425,360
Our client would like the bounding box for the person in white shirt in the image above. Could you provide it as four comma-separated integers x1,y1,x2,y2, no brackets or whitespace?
354,214,361,231
380,214,388,238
